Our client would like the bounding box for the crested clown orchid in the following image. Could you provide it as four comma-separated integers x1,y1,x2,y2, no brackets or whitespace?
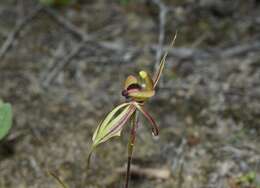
88,34,177,168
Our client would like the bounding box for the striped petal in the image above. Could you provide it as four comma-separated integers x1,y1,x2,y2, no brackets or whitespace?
92,103,136,148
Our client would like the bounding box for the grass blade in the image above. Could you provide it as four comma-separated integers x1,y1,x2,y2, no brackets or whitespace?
48,171,69,188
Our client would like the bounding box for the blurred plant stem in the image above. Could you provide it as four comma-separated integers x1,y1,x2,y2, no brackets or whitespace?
125,111,138,188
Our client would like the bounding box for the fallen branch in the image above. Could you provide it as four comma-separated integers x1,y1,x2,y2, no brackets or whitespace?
220,41,260,58
41,39,260,86
41,5,260,87
41,40,87,87
43,7,88,40
0,6,43,61
151,0,168,66
116,164,171,180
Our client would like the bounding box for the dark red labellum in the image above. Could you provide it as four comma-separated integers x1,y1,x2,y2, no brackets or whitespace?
122,83,142,99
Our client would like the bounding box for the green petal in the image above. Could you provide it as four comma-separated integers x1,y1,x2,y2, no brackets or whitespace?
139,71,154,91
92,103,136,148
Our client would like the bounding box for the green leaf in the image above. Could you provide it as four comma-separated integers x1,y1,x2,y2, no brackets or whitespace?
92,102,136,148
0,100,12,140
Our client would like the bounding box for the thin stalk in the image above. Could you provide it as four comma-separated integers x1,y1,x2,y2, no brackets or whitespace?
125,111,138,188
49,171,69,188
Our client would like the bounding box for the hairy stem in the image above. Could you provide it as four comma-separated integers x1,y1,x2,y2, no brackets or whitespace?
125,111,138,188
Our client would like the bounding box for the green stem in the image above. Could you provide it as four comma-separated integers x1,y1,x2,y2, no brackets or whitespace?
125,111,138,188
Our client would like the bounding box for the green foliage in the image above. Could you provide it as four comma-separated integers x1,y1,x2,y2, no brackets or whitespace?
39,0,72,6
0,100,12,140
119,0,130,5
236,171,257,184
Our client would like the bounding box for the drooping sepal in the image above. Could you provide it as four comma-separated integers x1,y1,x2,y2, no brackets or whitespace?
134,102,159,136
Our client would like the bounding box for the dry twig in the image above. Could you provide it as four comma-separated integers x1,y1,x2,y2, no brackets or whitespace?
41,5,260,87
0,6,43,61
152,0,168,66
41,7,126,86
43,8,88,40
116,164,171,180
42,40,87,87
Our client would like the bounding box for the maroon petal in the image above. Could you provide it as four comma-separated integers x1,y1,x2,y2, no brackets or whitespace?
134,103,159,136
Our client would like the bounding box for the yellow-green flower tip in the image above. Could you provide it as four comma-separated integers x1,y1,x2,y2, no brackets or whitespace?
139,71,147,79
139,70,153,90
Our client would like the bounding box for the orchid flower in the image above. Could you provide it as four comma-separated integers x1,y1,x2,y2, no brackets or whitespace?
88,33,177,188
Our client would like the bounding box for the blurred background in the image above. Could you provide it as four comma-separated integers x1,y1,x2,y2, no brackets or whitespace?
0,0,260,187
